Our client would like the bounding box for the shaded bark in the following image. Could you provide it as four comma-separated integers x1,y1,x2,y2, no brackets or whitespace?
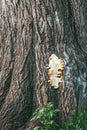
0,0,87,129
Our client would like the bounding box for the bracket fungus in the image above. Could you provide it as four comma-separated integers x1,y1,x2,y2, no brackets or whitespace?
47,54,64,89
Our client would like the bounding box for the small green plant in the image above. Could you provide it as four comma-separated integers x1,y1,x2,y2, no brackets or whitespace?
64,122,82,130
31,102,60,130
64,110,87,130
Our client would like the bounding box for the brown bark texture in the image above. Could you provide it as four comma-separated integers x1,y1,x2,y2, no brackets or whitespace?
0,0,87,129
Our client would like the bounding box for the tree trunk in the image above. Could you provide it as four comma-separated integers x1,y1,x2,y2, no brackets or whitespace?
0,0,87,129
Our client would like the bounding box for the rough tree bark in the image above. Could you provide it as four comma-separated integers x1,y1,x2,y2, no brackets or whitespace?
0,0,87,130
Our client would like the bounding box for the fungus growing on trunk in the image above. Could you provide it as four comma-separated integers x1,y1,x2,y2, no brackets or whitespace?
47,54,64,89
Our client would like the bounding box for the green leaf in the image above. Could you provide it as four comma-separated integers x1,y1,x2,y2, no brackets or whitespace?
31,116,37,121
34,126,41,130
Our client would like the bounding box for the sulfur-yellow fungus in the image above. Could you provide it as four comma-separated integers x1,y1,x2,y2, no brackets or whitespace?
47,54,64,89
